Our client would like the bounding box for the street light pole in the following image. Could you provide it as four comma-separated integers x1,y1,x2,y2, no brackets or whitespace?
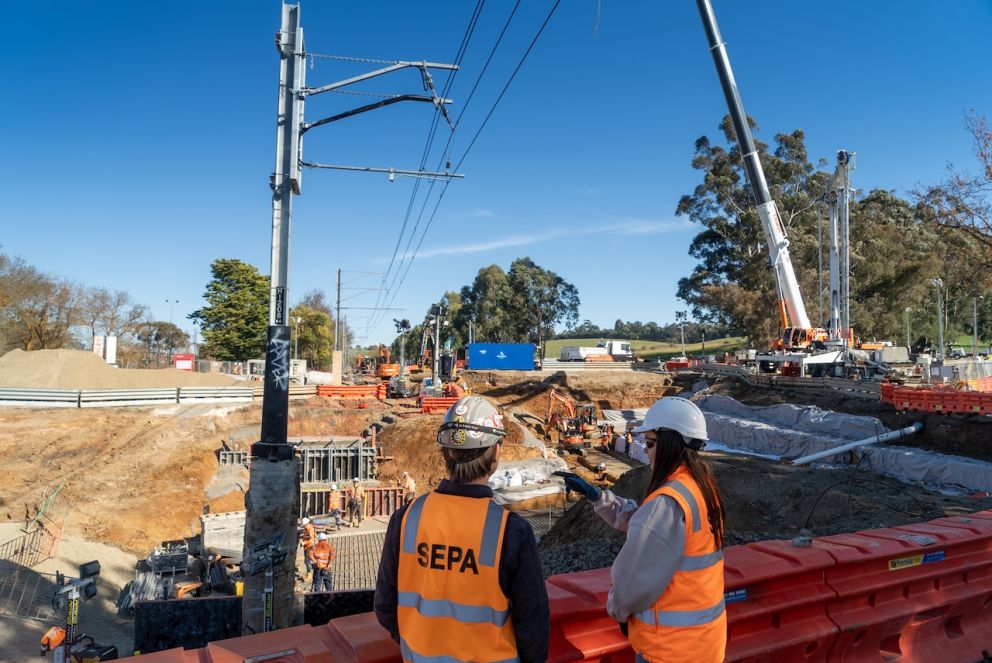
905,307,912,350
293,316,301,360
166,299,179,325
932,278,944,361
676,311,687,358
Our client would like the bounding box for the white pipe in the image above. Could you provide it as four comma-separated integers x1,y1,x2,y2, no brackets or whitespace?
791,423,924,466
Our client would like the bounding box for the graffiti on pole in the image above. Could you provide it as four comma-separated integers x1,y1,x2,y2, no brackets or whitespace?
242,533,287,577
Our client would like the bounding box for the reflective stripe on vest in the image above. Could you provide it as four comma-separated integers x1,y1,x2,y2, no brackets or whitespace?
634,598,726,627
679,549,723,571
400,638,520,663
398,592,509,626
664,479,700,532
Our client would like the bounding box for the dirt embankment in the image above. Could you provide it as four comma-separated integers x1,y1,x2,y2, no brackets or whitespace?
538,451,991,577
375,412,544,494
461,369,677,418
0,396,385,555
0,348,240,389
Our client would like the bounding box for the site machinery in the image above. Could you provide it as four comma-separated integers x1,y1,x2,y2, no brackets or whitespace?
696,0,829,352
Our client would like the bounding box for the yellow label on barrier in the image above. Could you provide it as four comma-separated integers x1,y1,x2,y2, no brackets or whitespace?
888,550,945,571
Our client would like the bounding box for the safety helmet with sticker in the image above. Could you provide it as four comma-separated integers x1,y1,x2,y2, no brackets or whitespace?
437,396,506,449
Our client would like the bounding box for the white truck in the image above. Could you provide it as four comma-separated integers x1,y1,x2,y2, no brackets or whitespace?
559,340,634,362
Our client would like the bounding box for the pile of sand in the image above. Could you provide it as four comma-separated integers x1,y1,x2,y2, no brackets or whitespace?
0,349,239,389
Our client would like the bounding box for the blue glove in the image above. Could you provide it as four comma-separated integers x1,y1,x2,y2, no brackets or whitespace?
554,471,601,501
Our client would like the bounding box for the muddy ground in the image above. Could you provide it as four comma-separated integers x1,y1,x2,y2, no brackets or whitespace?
538,450,991,577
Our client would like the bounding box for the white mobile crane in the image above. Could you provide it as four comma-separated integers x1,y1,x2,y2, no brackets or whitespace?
695,0,828,352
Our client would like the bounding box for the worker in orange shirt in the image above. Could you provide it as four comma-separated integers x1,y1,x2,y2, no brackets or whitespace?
375,396,549,663
299,517,316,575
309,532,335,592
559,397,726,663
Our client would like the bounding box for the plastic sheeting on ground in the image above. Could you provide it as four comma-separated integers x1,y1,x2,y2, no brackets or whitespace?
696,394,992,494
489,457,569,505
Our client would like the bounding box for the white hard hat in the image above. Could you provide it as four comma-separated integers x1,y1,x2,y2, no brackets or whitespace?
317,532,328,541
401,471,408,477
437,396,506,449
330,483,338,490
632,397,708,449
352,477,359,483
301,517,310,525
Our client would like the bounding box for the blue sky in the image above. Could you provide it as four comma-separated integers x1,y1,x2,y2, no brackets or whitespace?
2,1,990,346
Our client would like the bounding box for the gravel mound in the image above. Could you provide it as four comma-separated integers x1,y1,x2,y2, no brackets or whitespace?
0,349,239,389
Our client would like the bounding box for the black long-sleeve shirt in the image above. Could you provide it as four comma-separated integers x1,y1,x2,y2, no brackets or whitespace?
374,479,550,663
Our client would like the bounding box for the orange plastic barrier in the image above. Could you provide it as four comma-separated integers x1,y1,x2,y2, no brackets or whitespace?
315,385,385,400
420,396,459,414
118,510,992,662
723,539,838,662
881,383,992,415
665,360,691,371
817,513,992,661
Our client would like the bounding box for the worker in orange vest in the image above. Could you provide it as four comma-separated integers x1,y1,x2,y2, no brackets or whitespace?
309,532,335,592
559,397,726,663
299,517,316,575
375,396,549,663
39,625,66,655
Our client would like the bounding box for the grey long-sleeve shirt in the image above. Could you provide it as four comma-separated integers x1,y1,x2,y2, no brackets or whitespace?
593,489,685,623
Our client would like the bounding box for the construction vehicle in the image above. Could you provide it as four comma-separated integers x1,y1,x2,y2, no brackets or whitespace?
387,373,412,398
545,390,598,456
560,340,634,362
374,344,400,379
696,0,828,353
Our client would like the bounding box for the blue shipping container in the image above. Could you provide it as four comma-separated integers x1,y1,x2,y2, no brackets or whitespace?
467,343,536,370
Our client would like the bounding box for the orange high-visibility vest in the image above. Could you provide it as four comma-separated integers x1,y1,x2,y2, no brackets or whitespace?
628,466,726,663
397,492,518,663
301,523,316,550
310,541,335,570
40,626,65,651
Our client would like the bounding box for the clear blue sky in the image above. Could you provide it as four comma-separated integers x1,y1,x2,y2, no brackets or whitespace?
2,1,990,346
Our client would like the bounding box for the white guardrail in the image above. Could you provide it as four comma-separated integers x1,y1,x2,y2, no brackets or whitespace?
0,387,254,409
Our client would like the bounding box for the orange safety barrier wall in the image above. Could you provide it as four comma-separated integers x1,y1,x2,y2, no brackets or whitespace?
315,384,386,400
665,360,691,371
118,510,992,662
881,383,992,415
420,396,459,414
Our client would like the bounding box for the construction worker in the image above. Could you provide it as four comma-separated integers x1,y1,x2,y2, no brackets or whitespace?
374,396,549,663
400,471,416,505
558,397,726,663
300,517,316,575
328,483,345,530
350,478,366,527
309,532,335,592
39,625,66,655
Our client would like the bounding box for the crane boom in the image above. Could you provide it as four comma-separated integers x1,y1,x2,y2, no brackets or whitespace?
694,0,812,332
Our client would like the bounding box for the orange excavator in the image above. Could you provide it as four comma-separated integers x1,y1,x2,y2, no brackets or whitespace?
545,390,597,456
375,344,400,379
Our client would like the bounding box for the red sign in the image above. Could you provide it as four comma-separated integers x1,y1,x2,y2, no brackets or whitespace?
173,353,195,371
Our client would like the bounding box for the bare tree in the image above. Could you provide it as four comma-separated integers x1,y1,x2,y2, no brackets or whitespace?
915,112,992,266
78,286,147,346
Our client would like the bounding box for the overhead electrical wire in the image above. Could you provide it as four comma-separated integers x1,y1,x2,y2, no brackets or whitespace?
368,0,561,337
371,0,523,336
365,0,486,340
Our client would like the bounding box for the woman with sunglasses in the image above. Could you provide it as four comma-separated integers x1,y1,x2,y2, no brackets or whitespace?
559,396,726,662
